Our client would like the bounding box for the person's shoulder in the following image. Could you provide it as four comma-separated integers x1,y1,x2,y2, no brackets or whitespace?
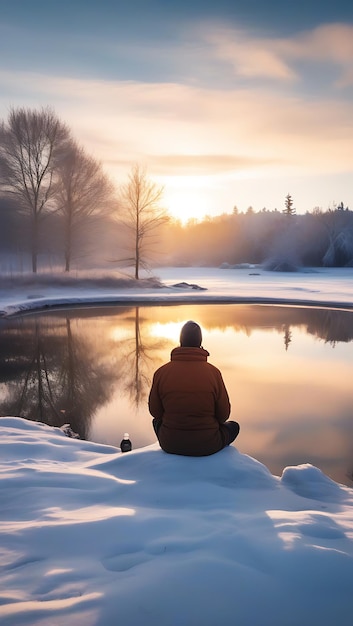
153,361,172,376
205,361,222,375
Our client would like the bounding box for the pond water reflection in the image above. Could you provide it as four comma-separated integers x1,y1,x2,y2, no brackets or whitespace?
0,304,352,486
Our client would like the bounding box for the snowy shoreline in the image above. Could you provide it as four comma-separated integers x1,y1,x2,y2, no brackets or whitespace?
3,295,353,319
1,266,353,317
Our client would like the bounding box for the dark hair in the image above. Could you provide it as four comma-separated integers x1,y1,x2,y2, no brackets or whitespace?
180,320,202,347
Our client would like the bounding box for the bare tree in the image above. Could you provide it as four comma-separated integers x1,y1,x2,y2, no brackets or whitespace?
55,141,115,271
117,164,169,279
0,106,70,272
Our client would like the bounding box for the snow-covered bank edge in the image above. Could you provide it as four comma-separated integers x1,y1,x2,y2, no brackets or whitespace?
1,266,353,317
2,292,353,318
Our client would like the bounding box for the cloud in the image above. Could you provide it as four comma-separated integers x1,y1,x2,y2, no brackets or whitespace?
280,23,353,64
1,67,353,185
203,26,297,81
280,23,353,88
201,22,353,87
144,154,277,175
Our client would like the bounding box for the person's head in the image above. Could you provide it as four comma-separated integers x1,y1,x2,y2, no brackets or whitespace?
179,320,202,347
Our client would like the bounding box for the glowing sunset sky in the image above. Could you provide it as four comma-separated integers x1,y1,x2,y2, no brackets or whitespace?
1,0,353,222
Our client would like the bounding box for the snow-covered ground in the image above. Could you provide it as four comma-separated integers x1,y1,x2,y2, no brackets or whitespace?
1,267,353,625
1,266,353,317
1,417,353,626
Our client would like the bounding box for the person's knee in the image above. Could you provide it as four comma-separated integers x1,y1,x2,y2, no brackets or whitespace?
225,421,240,445
152,418,162,436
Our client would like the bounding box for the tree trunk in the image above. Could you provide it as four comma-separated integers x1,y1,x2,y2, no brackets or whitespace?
31,250,37,274
64,215,72,272
134,204,140,279
31,217,38,273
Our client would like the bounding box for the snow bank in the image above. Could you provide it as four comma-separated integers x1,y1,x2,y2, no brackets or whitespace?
1,417,353,626
1,267,353,317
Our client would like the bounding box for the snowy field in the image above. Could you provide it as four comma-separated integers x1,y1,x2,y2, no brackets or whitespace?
1,266,353,317
1,267,353,625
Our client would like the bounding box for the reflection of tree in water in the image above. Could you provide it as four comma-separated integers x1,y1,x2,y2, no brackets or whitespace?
283,324,292,351
195,305,353,347
55,318,116,438
120,307,168,408
0,316,116,439
305,308,353,346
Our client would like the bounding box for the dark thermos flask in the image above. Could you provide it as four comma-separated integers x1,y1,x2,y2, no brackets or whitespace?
120,433,132,453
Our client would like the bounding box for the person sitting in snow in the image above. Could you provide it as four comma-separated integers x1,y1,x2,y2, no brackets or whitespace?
148,320,240,456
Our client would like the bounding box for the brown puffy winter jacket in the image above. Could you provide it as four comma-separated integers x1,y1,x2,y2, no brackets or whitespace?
148,346,231,456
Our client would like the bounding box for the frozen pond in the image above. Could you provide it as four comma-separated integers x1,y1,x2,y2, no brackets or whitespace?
0,303,352,486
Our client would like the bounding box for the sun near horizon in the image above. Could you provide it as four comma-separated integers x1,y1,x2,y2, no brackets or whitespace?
160,174,227,224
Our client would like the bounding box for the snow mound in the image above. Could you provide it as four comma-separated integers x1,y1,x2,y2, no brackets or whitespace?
1,417,353,626
281,463,347,503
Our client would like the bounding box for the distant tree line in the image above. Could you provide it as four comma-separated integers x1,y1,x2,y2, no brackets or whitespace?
159,199,353,269
1,106,353,275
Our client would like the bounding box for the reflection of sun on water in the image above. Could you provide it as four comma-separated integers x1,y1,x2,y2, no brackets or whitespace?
149,322,181,343
110,327,132,341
